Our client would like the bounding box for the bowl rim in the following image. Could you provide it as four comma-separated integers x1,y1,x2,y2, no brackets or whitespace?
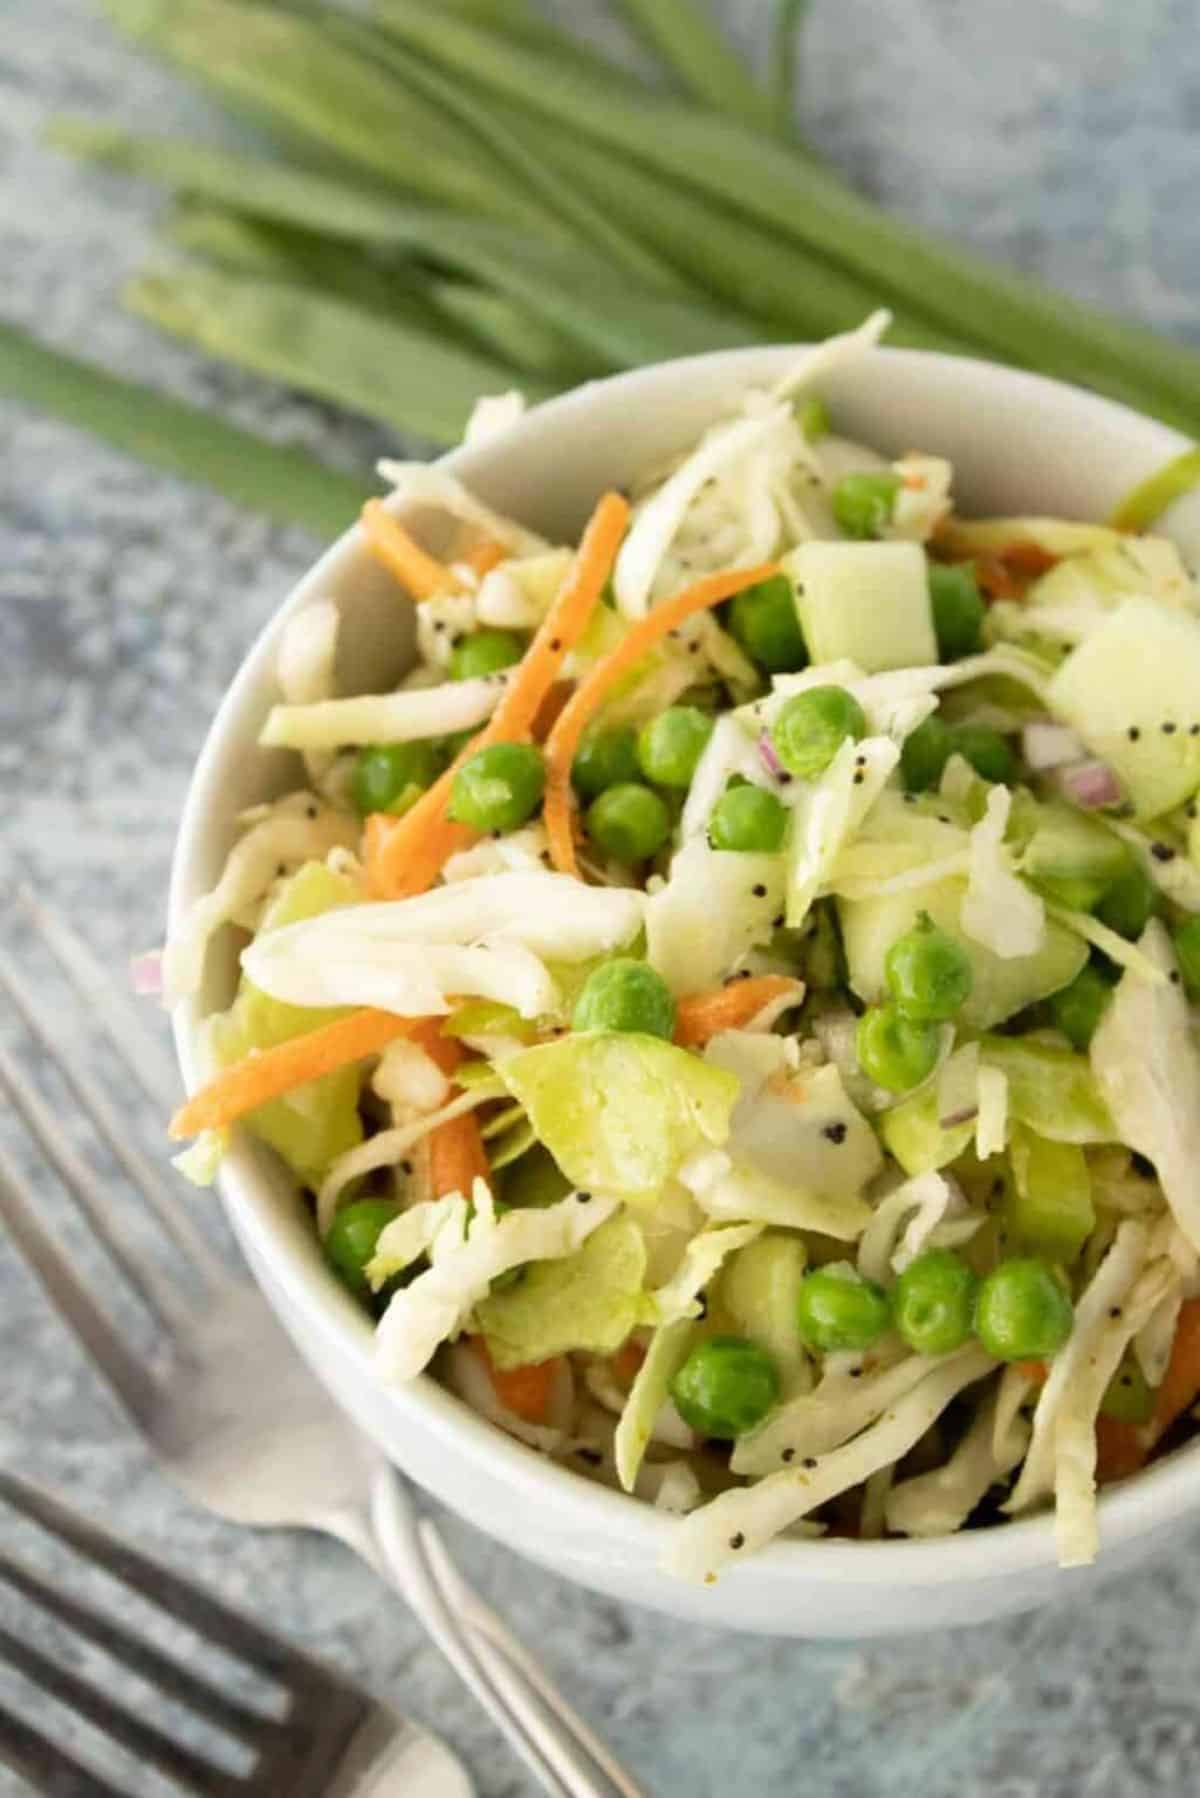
170,341,1200,1592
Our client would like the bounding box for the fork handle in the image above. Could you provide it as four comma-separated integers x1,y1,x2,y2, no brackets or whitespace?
367,1469,642,1798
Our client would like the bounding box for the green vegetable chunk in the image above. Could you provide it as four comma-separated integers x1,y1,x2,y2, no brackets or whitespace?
448,627,525,680
797,396,830,440
450,741,545,832
771,685,867,779
795,1265,891,1353
974,1258,1074,1361
351,740,442,817
669,1335,780,1439
1050,962,1114,1051
1006,1129,1095,1263
948,724,1016,785
478,1212,647,1369
637,706,714,789
585,782,672,862
1096,861,1156,939
325,1199,399,1300
884,911,973,1022
708,783,788,853
832,470,901,539
1100,1354,1156,1424
572,724,640,798
727,573,808,673
1173,917,1200,995
856,1005,941,1093
499,1144,572,1209
892,1249,978,1356
928,561,985,660
572,957,677,1040
901,715,953,793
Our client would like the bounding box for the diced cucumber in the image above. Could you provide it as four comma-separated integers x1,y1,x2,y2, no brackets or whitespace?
1005,1127,1095,1262
1020,802,1132,911
783,540,937,673
716,1232,809,1383
1100,1354,1156,1424
210,861,365,1185
838,876,1087,1031
1049,600,1200,818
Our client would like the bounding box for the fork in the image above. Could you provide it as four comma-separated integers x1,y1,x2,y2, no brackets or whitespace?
0,891,641,1798
0,1472,472,1798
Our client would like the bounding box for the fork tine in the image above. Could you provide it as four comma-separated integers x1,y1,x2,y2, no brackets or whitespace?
0,1475,319,1688
0,1036,190,1334
0,1143,159,1424
0,1700,134,1798
0,952,227,1288
0,1546,270,1745
17,886,179,1114
0,1619,234,1796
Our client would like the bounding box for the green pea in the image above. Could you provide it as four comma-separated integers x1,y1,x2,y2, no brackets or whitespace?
771,685,867,780
324,1199,398,1300
884,911,973,1023
797,396,830,440
948,724,1016,785
669,1335,780,1439
974,1258,1074,1362
585,782,672,863
1096,861,1156,940
708,783,789,853
795,1266,891,1354
571,725,640,800
448,627,525,681
727,574,809,674
855,1005,941,1093
832,470,901,540
901,715,953,793
499,1144,572,1210
572,957,677,1040
1050,961,1114,1051
893,1249,978,1356
928,561,985,661
350,740,443,817
1173,917,1200,996
637,706,714,789
1100,1354,1156,1424
449,741,545,833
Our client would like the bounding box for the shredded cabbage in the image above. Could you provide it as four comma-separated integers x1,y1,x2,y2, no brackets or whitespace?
497,1033,740,1199
886,1382,1028,1538
645,836,783,994
374,1185,618,1381
785,736,900,929
960,787,1046,959
1091,922,1200,1252
320,1081,505,1235
260,672,511,752
856,1172,956,1284
476,1212,647,1369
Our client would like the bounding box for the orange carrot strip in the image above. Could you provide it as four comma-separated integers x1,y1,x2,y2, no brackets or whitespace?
543,560,781,876
609,1339,646,1387
428,1109,491,1200
1096,1299,1200,1485
1095,1415,1146,1485
674,975,803,1049
369,492,628,900
464,539,506,577
470,1338,563,1424
169,1008,420,1139
360,499,453,600
1014,1359,1049,1386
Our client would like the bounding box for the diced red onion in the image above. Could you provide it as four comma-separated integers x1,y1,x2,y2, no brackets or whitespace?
129,950,164,997
1021,720,1085,772
758,731,784,780
1054,759,1123,811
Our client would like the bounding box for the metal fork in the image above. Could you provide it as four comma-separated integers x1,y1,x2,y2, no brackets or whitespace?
0,891,640,1798
0,1473,471,1798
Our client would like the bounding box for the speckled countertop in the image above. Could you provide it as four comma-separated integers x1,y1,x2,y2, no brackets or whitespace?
3,3,1200,1794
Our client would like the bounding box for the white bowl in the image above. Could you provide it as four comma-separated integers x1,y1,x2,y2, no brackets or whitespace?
170,345,1200,1638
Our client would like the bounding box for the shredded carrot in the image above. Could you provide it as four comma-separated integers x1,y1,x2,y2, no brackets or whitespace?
531,678,574,741
1014,1359,1049,1386
470,1338,563,1424
543,560,781,875
1095,1415,1146,1485
369,492,628,900
1096,1299,1200,1485
169,1008,420,1139
973,554,1019,601
360,499,453,600
674,975,803,1048
609,1339,646,1387
464,539,506,577
428,1110,491,1201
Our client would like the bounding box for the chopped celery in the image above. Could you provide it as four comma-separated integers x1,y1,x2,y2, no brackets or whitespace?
1005,1128,1095,1263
